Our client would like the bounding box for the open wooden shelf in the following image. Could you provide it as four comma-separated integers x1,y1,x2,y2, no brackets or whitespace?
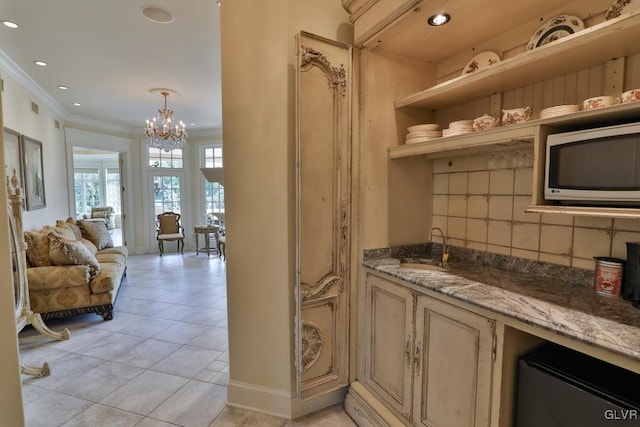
389,124,536,159
527,204,640,220
394,11,640,111
389,101,640,160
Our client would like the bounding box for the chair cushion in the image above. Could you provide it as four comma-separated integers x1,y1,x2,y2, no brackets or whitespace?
78,220,114,250
48,232,101,280
158,233,183,240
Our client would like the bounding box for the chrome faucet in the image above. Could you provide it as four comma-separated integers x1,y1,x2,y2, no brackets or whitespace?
428,227,449,266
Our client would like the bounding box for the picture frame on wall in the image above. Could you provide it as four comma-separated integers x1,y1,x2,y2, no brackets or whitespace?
3,127,22,186
21,135,46,210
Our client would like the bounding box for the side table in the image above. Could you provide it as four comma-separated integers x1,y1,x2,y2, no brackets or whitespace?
194,225,219,258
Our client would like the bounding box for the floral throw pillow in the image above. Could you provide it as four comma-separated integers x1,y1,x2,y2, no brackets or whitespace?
78,220,114,250
24,231,54,267
48,232,101,279
65,217,84,240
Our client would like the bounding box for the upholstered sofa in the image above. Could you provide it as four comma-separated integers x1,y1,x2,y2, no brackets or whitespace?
24,218,127,321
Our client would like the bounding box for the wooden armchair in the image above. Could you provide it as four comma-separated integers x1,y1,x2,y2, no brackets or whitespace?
156,212,184,256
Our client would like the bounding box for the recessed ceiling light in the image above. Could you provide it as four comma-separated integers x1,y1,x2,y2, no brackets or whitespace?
2,20,18,29
189,123,196,126
72,102,81,106
428,13,451,26
142,6,174,23
57,85,69,90
34,60,47,67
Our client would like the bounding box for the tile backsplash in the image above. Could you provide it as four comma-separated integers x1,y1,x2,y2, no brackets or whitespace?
431,148,640,270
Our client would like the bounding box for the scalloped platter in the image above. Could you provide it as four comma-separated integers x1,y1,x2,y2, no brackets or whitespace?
606,0,640,20
526,15,584,50
462,51,501,75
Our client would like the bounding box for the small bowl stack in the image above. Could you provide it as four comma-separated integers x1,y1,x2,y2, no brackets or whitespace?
405,124,442,144
540,104,580,119
444,120,475,137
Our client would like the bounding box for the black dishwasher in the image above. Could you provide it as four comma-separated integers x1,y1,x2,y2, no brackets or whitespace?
515,343,640,426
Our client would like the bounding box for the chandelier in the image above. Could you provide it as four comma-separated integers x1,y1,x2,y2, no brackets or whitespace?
145,89,187,152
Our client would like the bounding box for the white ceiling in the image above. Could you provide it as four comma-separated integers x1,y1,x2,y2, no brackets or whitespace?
0,0,221,135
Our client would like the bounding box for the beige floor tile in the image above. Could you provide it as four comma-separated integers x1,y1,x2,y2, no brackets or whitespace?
153,321,210,344
149,380,227,426
188,326,229,351
73,331,146,360
60,403,143,427
99,370,189,415
111,338,182,369
23,353,103,390
287,404,356,426
53,361,143,402
151,345,222,378
24,390,92,427
210,406,286,427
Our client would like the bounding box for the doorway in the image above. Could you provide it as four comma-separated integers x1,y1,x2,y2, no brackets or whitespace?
72,147,124,246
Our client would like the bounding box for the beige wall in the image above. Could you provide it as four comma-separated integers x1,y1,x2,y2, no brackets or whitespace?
0,79,26,427
1,72,70,231
221,0,351,418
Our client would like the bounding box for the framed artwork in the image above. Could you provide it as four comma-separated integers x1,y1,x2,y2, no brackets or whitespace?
21,135,46,210
3,127,22,186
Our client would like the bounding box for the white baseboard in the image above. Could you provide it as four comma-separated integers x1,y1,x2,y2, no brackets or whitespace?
227,379,347,420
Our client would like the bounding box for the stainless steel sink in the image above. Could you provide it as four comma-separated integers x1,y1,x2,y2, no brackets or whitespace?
398,262,447,272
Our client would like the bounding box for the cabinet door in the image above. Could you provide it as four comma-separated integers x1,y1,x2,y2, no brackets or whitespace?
295,31,352,400
413,296,495,427
365,274,415,420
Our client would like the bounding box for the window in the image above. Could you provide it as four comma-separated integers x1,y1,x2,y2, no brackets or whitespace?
105,168,121,214
205,181,225,219
204,147,223,168
153,175,182,215
74,168,101,215
149,147,183,168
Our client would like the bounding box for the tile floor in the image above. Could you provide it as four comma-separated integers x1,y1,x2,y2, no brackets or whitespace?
19,253,356,427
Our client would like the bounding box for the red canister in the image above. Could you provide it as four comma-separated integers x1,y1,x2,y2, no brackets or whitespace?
594,257,625,297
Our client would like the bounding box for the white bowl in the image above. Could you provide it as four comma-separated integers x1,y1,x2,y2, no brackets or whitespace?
407,124,439,132
449,120,474,130
540,104,580,118
407,130,442,138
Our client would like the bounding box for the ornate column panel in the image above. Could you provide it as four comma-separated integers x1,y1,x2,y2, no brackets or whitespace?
296,31,352,400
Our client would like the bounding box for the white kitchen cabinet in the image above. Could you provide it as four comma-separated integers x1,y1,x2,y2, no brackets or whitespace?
413,295,495,427
364,274,415,420
360,273,496,426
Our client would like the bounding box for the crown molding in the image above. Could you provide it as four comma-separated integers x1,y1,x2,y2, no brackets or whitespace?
0,49,68,120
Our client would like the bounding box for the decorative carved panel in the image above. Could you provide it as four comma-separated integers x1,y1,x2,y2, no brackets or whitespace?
296,31,352,400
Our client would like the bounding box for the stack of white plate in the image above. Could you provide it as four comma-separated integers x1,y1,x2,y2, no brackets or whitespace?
405,124,442,144
445,120,475,137
540,104,580,119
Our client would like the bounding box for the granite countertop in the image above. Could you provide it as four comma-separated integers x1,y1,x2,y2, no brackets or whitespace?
363,244,640,363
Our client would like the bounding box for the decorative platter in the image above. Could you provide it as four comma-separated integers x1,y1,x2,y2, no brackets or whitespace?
462,51,501,75
606,0,640,20
526,15,584,50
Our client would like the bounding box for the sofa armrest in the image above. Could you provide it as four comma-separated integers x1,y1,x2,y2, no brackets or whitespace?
27,265,91,291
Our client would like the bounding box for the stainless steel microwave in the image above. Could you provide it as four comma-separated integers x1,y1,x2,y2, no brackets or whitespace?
545,122,640,206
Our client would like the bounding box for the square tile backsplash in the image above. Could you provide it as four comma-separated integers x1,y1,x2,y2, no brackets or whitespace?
431,148,640,268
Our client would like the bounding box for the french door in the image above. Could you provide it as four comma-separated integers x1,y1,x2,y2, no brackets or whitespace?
149,171,186,251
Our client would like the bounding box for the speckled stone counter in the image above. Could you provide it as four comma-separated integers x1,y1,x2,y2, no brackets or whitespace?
363,244,640,362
